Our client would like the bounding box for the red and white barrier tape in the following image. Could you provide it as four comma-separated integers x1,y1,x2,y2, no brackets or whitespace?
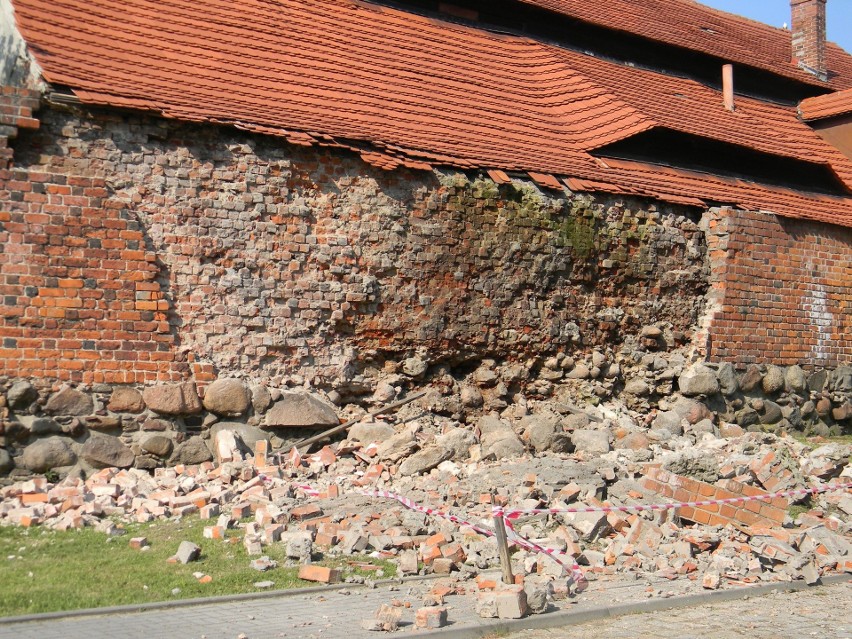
502,481,852,520
358,488,495,537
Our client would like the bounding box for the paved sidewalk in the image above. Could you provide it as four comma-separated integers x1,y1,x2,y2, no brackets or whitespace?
1,574,849,639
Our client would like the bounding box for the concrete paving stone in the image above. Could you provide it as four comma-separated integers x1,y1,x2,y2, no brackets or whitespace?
1,576,850,639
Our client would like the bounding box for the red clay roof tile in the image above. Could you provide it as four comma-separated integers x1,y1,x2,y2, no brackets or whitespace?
520,0,852,91
800,88,852,121
9,0,852,227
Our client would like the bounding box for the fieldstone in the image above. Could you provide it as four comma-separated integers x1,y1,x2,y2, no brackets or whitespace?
473,366,499,387
833,402,852,422
566,363,591,380
808,370,828,393
479,415,525,459
371,381,396,404
7,381,38,410
678,365,719,397
20,436,76,472
571,429,610,455
45,387,93,416
250,384,273,413
762,366,785,395
27,417,63,436
759,400,783,425
719,423,744,438
173,436,214,464
436,428,477,460
142,418,171,431
717,363,738,396
815,397,832,417
349,421,396,444
652,410,684,435
82,435,135,468
623,378,651,397
521,415,561,453
738,365,763,392
735,407,760,428
141,435,173,457
833,366,852,391
402,357,428,378
176,541,201,564
672,397,713,425
784,365,807,395
398,446,452,476
107,387,145,413
460,384,484,408
265,392,338,427
376,427,419,463
143,382,202,416
203,379,251,417
85,415,121,431
0,448,12,473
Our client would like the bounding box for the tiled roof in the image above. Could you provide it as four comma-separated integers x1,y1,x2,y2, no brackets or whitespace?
520,0,852,91
800,88,852,121
9,0,852,228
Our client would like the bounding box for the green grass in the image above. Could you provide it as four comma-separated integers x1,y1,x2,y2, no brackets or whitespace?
787,433,852,449
0,516,394,617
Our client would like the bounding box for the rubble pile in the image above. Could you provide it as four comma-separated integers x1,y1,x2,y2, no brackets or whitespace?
1,349,851,621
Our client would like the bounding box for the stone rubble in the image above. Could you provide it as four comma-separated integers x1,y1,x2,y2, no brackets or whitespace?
0,351,851,620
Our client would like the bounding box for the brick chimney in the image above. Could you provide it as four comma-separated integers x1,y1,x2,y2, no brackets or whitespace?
791,0,827,80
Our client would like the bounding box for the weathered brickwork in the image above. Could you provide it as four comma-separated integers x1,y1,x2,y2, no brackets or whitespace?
2,103,709,386
705,207,852,367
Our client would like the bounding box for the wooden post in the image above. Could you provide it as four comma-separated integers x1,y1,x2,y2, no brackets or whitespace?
491,494,514,585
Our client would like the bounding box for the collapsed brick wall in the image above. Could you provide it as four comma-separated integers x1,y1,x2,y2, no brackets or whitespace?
704,207,852,367
1,103,709,387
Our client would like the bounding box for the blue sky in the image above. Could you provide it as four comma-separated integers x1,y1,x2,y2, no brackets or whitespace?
699,0,852,53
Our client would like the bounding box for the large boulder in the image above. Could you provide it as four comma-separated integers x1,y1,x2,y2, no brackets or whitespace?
107,387,145,413
7,381,38,410
82,435,135,468
202,378,251,417
143,382,202,416
265,392,338,428
21,436,77,472
678,365,719,397
45,387,93,416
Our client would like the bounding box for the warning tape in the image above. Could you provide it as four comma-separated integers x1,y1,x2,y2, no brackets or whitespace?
358,488,495,537
502,482,852,520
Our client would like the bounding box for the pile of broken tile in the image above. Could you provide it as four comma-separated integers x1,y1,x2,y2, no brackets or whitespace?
2,413,850,626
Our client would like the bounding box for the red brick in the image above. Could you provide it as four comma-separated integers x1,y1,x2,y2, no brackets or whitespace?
298,565,340,584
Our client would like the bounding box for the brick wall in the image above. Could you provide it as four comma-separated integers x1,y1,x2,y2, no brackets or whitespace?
0,92,185,384
641,467,787,528
0,103,709,387
705,207,852,367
